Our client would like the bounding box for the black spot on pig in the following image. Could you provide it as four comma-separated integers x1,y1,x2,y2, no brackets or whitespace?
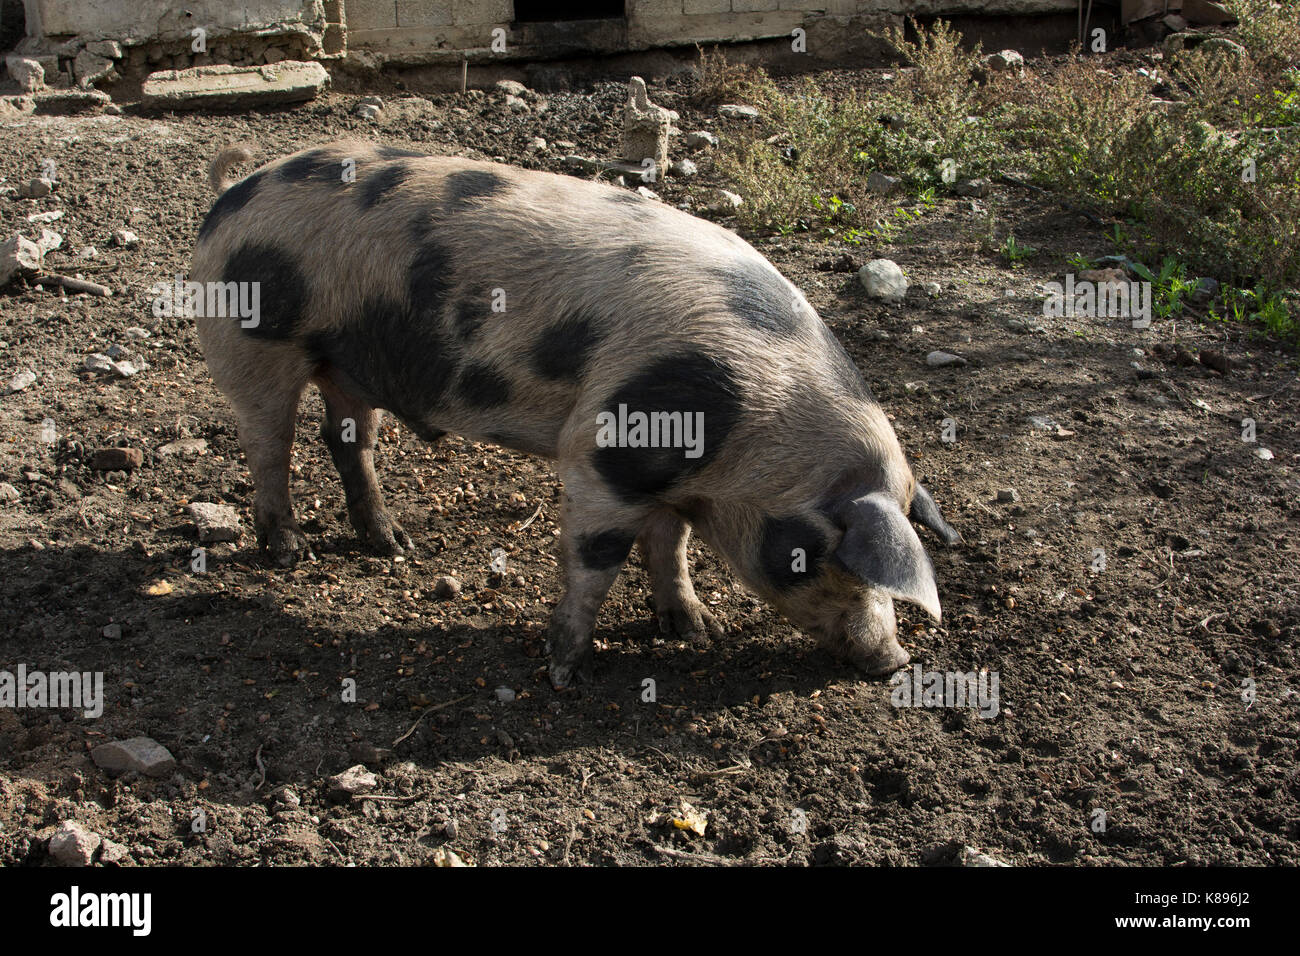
577,529,636,570
359,162,411,209
449,288,491,341
592,352,741,500
280,149,345,185
713,259,804,336
305,296,456,425
457,361,512,408
759,515,828,591
223,242,307,340
531,315,602,381
408,239,455,323
444,169,506,211
198,170,263,242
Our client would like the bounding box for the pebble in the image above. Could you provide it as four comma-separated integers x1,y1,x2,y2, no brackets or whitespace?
102,622,122,640
1255,448,1274,461
505,94,529,113
923,282,942,297
91,736,176,777
495,686,516,703
112,229,140,248
669,158,697,177
527,136,548,152
48,821,101,866
717,103,759,120
926,350,967,367
329,764,378,795
960,846,1009,867
867,171,902,194
635,185,660,200
98,839,130,864
434,575,462,599
18,177,54,198
157,437,208,458
355,103,381,121
684,130,719,148
0,482,19,503
188,501,241,542
996,488,1019,503
90,447,143,471
5,369,35,393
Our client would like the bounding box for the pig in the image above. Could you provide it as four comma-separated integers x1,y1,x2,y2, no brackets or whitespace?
191,140,961,688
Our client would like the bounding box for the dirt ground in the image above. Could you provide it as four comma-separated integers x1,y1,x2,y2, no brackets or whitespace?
0,59,1296,867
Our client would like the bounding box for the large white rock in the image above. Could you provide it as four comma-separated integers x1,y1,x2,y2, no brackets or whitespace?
859,259,908,301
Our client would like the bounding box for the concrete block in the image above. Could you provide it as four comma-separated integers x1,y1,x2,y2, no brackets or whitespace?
397,0,454,28
684,0,732,14
141,61,329,110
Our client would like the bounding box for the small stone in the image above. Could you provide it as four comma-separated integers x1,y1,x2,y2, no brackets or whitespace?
926,350,968,367
329,764,378,795
960,846,1009,867
494,79,528,97
705,189,743,215
98,839,130,864
669,158,697,177
102,622,122,640
923,282,942,297
1255,448,1274,461
125,326,151,341
954,178,990,198
112,229,140,248
495,686,516,703
355,103,380,121
718,103,759,120
1,234,43,286
188,501,242,542
18,178,54,199
78,245,98,259
49,821,101,866
985,50,1024,73
561,155,600,175
684,130,719,149
276,788,302,808
867,171,902,195
157,437,208,458
357,95,383,110
434,575,462,599
35,228,61,255
90,447,143,471
635,185,659,201
527,136,548,152
996,488,1019,503
91,737,177,777
433,847,469,867
1191,276,1219,304
505,94,529,113
0,482,19,503
5,369,35,393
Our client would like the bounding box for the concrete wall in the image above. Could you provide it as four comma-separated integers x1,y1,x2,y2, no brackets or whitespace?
21,0,328,44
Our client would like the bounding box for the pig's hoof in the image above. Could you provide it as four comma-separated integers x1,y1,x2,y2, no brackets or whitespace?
548,656,593,690
365,514,414,556
264,524,311,567
859,642,910,677
656,599,722,643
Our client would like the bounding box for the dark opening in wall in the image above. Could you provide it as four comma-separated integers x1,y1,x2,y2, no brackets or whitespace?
513,1,625,24
0,0,27,53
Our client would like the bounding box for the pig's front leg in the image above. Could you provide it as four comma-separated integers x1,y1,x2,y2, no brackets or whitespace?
547,474,649,689
637,509,720,643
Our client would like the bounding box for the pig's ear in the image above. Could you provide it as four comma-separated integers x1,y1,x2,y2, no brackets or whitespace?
910,483,962,546
834,493,942,621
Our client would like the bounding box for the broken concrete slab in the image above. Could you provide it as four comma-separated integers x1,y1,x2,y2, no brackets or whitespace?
73,50,117,88
5,57,45,93
188,501,242,542
141,62,329,111
32,89,114,114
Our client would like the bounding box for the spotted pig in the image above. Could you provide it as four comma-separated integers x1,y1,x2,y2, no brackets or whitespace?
191,140,961,688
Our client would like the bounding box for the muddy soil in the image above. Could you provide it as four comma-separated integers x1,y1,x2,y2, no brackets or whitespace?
0,61,1296,867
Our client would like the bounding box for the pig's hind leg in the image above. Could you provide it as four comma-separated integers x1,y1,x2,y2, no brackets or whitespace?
637,510,721,643
314,374,415,556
